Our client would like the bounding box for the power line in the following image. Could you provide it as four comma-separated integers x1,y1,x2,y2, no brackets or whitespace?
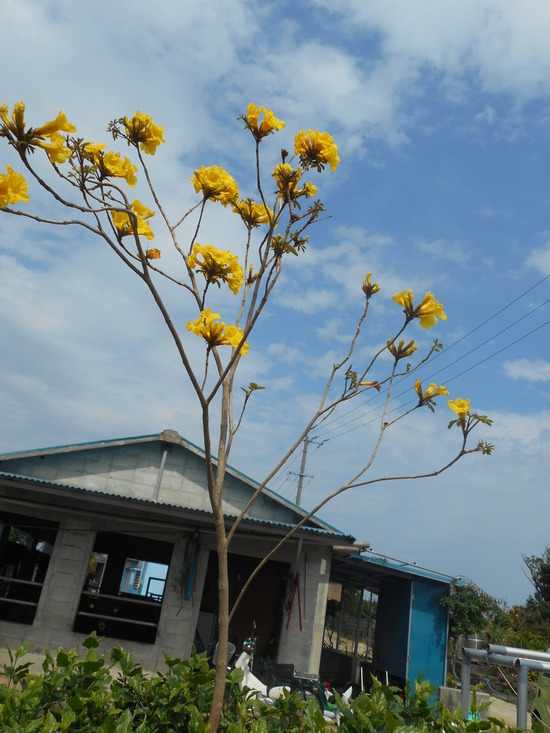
321,315,550,442
270,275,550,493
312,274,550,438
311,293,550,443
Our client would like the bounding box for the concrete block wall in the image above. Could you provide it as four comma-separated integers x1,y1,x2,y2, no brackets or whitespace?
275,546,332,674
1,442,309,527
0,512,204,673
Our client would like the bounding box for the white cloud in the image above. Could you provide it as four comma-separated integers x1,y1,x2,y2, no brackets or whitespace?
527,245,550,275
1,0,550,609
311,0,550,102
503,359,550,382
417,238,469,266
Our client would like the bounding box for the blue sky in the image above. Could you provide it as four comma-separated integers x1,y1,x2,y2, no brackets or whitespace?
1,0,549,606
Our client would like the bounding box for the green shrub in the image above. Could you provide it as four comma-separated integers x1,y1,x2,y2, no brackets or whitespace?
0,636,522,732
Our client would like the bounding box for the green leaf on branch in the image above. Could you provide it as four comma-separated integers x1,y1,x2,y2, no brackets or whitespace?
241,382,265,396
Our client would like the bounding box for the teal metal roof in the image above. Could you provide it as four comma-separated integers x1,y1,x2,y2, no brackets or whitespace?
331,550,457,591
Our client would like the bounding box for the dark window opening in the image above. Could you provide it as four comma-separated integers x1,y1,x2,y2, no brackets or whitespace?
0,512,59,625
74,532,173,644
197,552,289,661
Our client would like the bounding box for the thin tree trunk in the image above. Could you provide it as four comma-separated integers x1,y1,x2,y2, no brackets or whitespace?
208,506,229,731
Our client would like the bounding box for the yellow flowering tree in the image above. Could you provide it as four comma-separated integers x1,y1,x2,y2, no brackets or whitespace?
0,100,493,730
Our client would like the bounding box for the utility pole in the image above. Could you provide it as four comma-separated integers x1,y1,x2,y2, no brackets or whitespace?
296,436,310,505
294,435,327,505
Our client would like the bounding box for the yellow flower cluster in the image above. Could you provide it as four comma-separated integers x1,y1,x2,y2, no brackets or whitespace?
448,398,470,422
191,165,239,206
84,142,138,187
362,272,380,297
387,338,417,360
244,103,285,141
187,308,249,354
272,163,317,200
0,165,29,209
392,290,447,329
123,112,165,155
415,380,449,402
294,129,340,172
111,200,155,240
146,248,161,260
231,198,273,227
188,243,244,295
0,102,76,164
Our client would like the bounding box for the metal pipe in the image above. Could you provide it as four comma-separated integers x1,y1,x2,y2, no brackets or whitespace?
488,653,520,667
462,648,488,662
516,663,529,730
462,647,517,667
514,658,550,673
461,655,471,718
488,644,550,663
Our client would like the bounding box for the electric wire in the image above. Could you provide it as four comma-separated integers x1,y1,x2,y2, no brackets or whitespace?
310,275,550,439
318,315,550,442
308,283,550,442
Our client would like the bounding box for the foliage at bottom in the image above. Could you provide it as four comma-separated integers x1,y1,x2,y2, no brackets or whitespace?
0,635,522,732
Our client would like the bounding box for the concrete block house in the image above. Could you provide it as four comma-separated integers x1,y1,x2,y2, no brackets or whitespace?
0,430,352,673
0,429,456,690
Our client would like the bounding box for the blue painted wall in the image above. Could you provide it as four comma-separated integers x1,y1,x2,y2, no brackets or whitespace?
372,577,448,688
409,579,448,687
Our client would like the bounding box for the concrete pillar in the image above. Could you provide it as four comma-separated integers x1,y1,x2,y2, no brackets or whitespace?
33,520,94,648
155,537,210,662
276,548,331,673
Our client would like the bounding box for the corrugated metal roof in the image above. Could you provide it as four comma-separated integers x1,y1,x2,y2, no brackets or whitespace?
358,552,456,583
0,430,344,536
0,469,350,539
331,550,456,589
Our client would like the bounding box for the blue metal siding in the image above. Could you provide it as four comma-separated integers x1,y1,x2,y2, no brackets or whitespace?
408,579,448,687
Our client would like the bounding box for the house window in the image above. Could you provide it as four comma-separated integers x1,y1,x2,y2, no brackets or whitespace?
0,512,59,625
74,532,173,644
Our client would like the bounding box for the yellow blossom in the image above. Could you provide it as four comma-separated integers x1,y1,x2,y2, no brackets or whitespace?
187,308,249,354
84,143,138,187
448,398,470,422
191,165,239,206
359,380,381,392
272,163,317,201
232,198,273,227
301,181,317,198
146,248,161,260
111,200,155,240
124,112,165,155
33,110,76,137
245,103,285,140
415,380,449,402
1,102,27,139
362,272,380,297
0,102,75,164
387,338,417,360
37,133,73,163
273,163,302,199
294,129,340,172
188,243,243,294
103,151,138,187
392,290,447,329
84,142,107,164
0,165,29,208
